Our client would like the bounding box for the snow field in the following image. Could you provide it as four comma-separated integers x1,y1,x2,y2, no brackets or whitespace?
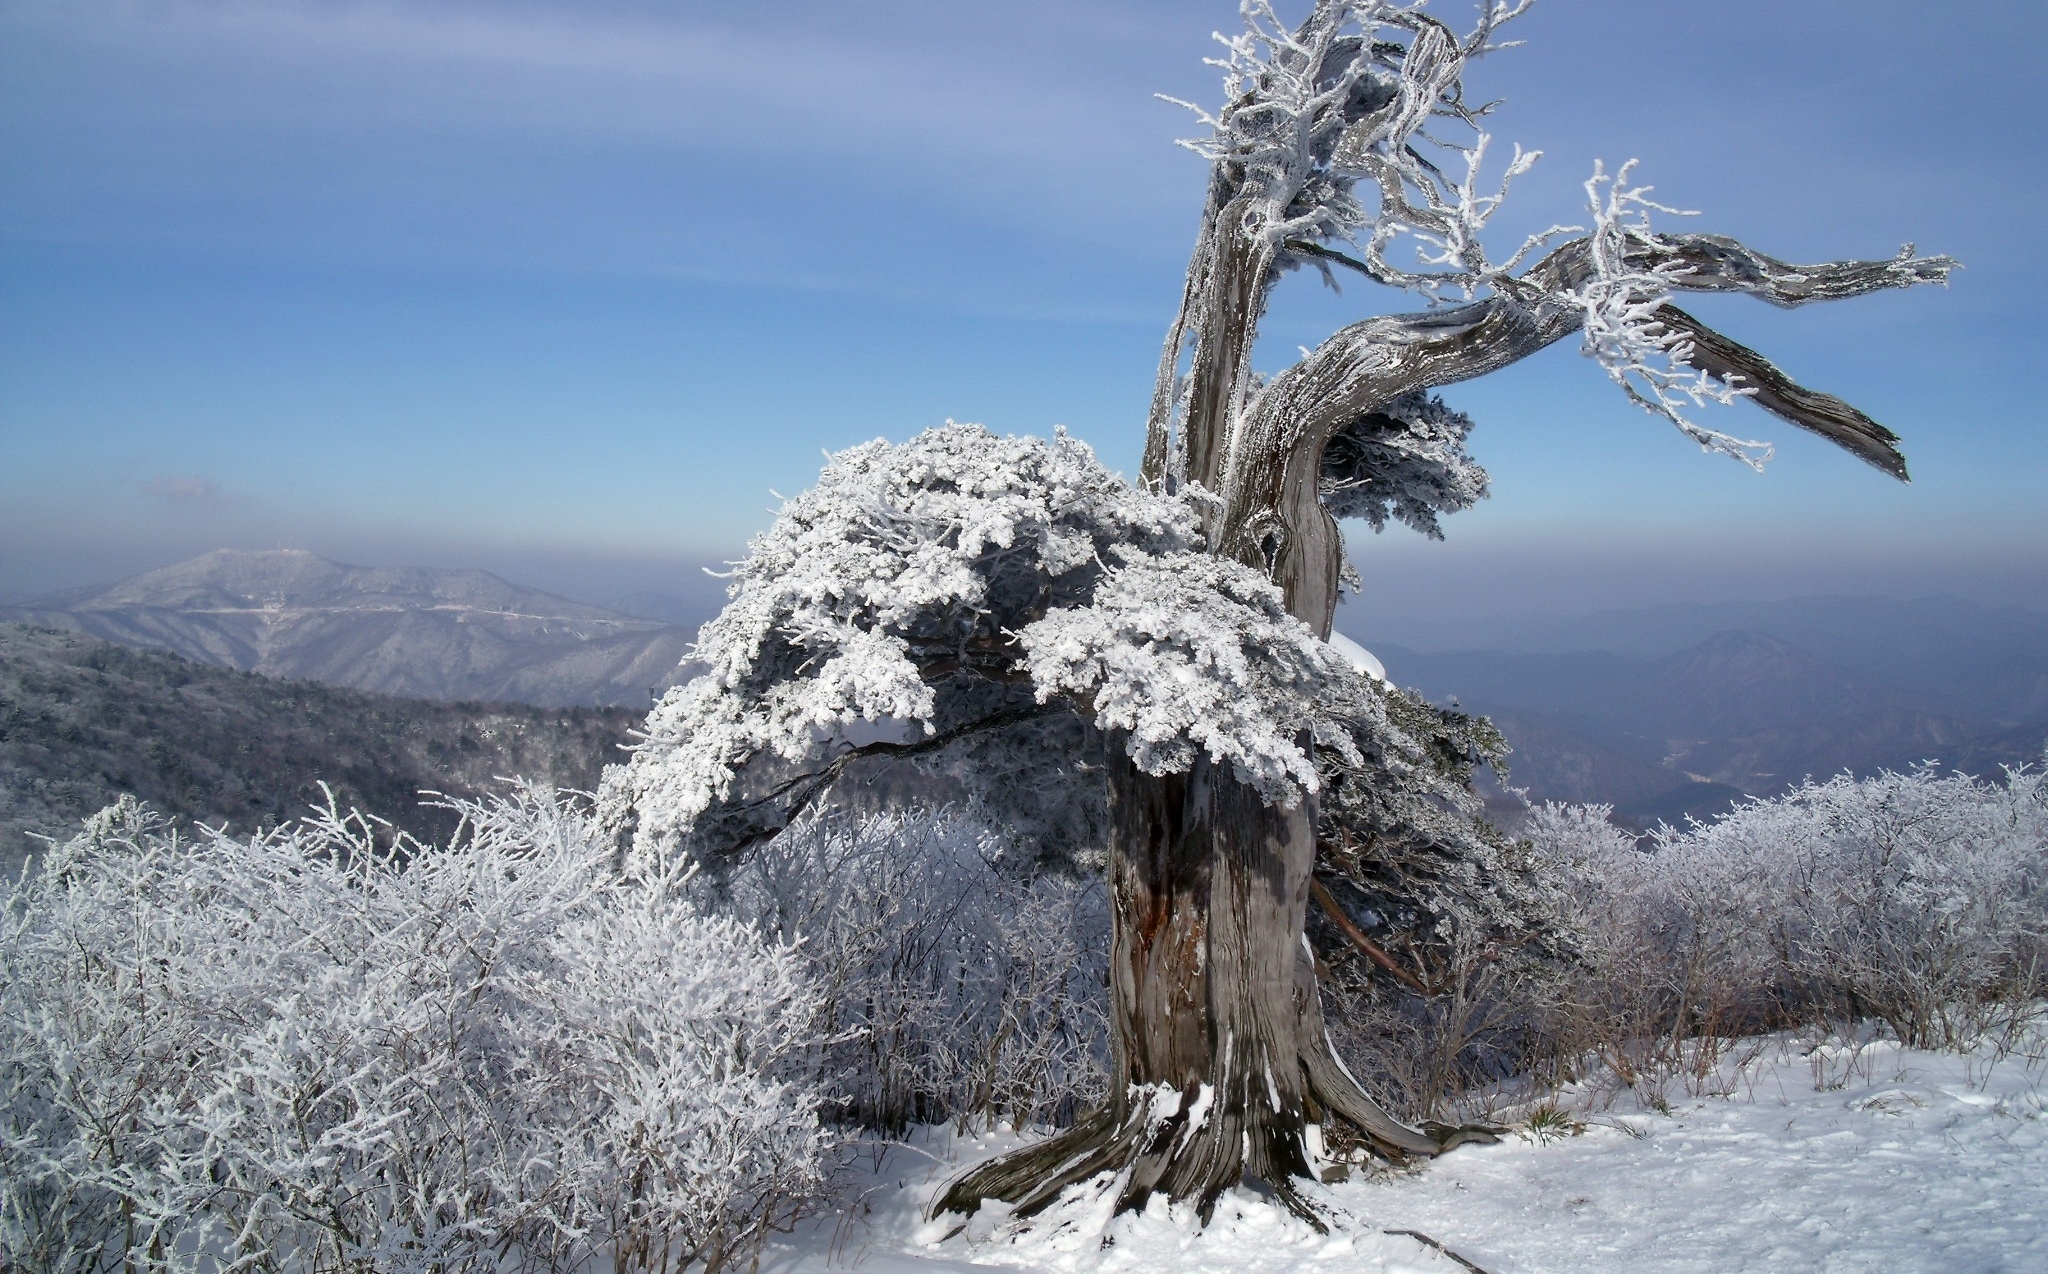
760,1029,2048,1274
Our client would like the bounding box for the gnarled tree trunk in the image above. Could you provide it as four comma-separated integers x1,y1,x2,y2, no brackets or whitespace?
937,748,1435,1225
938,128,1440,1241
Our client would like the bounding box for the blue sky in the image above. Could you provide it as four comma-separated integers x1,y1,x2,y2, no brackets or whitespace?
2,0,2043,625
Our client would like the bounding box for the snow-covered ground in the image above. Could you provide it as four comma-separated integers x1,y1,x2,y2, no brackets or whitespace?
759,1030,2047,1274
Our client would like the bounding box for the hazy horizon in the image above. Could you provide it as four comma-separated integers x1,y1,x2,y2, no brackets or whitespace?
10,544,2045,650
5,0,2044,618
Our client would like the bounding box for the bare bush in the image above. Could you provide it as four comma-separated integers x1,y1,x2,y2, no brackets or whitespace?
1319,919,1559,1126
1,787,829,1274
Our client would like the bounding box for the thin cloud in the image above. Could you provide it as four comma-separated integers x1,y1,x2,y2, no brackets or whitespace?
15,1,1162,160
2,2,1209,314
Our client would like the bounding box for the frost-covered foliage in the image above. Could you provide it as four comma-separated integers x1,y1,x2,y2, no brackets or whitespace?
1024,547,1381,804
603,423,1191,862
603,423,1422,859
719,809,1108,1134
1316,681,1516,923
1,789,829,1274
1318,390,1489,537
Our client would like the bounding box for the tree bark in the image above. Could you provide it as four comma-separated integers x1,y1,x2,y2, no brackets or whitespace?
938,173,1445,1240
935,749,1433,1226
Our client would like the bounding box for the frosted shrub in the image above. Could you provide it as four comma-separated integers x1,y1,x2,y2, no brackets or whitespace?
1522,761,2048,1080
1515,798,1785,1089
724,809,1108,1134
1328,764,2046,1118
1,787,829,1274
1666,764,2048,1048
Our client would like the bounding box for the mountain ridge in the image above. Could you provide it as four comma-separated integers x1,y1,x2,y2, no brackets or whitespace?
0,623,639,873
1377,626,2048,827
1357,594,2048,724
12,552,2043,829
0,550,701,707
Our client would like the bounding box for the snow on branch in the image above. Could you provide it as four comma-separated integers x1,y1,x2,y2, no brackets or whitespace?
605,425,1426,858
1022,547,1381,804
605,424,1199,862
1167,0,1546,302
1571,159,1770,467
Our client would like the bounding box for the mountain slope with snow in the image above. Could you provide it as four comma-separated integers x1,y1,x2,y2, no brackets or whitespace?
0,624,638,870
0,550,699,706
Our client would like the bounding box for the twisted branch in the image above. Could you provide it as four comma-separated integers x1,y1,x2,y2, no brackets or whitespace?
1656,304,1911,480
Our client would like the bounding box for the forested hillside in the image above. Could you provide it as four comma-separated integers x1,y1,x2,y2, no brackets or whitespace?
0,624,637,871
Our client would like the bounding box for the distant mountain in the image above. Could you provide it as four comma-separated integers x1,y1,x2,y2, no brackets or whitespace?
1378,626,2048,827
14,556,2044,838
1362,595,2048,725
0,550,699,707
0,624,639,874
605,588,726,629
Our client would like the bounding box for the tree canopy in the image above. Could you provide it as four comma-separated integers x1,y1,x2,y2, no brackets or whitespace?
599,422,1499,875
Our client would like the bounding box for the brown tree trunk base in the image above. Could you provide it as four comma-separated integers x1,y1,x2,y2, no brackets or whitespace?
931,753,1454,1234
931,1052,1445,1232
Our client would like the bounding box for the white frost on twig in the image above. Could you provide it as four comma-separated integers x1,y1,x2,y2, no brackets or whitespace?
1572,159,1768,467
1166,0,1544,304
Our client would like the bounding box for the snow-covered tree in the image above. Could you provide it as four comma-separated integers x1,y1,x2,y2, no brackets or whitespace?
605,0,1953,1230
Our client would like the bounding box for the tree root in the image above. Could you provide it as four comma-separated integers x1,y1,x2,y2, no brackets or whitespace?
1300,1036,1440,1158
932,1092,1328,1233
931,1056,1495,1236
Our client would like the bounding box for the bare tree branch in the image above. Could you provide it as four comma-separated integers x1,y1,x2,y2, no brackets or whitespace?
701,702,1066,858
1640,234,1957,308
1656,304,1911,480
1282,238,1392,285
1311,874,1431,994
